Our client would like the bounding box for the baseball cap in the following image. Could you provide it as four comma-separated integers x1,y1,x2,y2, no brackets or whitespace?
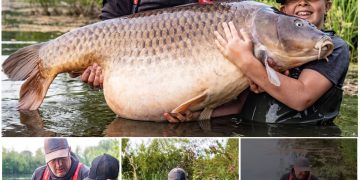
44,138,70,163
85,154,119,180
168,168,188,180
294,157,311,171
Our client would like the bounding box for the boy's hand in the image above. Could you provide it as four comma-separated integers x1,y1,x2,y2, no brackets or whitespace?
214,21,254,70
249,69,290,94
163,111,201,123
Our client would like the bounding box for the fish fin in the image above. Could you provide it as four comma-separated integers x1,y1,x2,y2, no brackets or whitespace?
264,56,281,86
2,42,55,110
18,71,55,110
2,42,46,80
171,91,207,114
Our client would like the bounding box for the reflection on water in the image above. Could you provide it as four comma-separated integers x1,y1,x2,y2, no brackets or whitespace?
0,31,350,137
3,174,32,180
2,31,62,55
241,139,357,180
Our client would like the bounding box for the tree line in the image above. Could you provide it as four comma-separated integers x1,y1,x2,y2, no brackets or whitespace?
122,138,239,180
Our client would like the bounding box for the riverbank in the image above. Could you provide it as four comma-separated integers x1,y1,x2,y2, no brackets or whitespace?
2,0,99,33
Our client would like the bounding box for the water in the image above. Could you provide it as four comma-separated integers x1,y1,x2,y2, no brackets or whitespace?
241,139,357,180
3,174,32,180
1,31,356,137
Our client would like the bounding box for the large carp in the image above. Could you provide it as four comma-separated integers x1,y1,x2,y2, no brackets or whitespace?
3,1,333,121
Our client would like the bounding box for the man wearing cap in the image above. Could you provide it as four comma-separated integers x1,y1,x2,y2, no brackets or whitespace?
168,168,188,180
280,157,319,180
31,138,89,180
85,154,119,180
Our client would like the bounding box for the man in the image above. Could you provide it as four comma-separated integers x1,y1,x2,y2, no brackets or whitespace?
168,168,188,180
84,154,119,180
280,157,319,180
31,138,89,180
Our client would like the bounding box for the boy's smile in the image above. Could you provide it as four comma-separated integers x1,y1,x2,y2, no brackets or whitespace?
295,9,313,19
280,0,332,29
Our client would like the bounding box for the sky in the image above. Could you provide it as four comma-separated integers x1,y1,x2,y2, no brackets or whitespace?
125,137,228,153
2,137,120,153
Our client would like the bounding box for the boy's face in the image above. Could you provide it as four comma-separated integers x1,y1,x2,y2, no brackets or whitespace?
280,0,332,29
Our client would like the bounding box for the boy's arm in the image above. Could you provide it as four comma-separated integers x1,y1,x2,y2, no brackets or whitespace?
216,22,332,111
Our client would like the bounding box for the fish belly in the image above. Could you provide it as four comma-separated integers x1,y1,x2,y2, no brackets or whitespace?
103,54,248,121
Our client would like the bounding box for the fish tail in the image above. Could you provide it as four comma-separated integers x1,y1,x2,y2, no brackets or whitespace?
2,42,55,110
2,43,46,80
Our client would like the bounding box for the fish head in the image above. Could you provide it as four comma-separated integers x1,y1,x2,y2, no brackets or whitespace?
251,7,334,71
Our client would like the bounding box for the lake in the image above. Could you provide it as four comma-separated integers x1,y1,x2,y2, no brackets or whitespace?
241,139,357,180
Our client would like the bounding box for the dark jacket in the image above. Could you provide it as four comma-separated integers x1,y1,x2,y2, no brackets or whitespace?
100,0,198,20
31,152,89,180
280,169,319,180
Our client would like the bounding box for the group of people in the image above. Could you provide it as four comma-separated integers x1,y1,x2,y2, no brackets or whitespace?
31,138,190,180
78,0,349,124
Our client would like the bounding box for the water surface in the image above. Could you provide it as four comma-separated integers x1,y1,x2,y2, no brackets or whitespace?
241,139,357,180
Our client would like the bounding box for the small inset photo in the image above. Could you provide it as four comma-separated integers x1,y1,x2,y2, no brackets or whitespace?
2,138,120,180
241,138,356,180
121,138,239,179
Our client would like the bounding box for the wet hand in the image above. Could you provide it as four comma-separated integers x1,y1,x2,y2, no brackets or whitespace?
163,110,200,123
214,22,254,70
80,63,104,89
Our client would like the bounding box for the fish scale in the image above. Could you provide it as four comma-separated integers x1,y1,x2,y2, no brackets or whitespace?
2,1,333,121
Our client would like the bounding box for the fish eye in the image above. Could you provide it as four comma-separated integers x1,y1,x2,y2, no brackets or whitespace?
295,20,303,27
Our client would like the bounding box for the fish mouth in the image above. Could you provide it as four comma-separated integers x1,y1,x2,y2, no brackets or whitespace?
314,36,334,61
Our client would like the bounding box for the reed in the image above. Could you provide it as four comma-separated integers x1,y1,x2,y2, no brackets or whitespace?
326,0,358,63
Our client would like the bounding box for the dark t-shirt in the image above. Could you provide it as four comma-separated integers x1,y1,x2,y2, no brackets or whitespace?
240,31,350,124
295,31,349,88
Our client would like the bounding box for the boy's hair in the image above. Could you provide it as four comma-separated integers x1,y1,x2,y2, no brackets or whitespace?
276,0,331,4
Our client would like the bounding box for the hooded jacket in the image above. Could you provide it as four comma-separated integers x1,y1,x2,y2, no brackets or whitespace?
31,152,89,180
